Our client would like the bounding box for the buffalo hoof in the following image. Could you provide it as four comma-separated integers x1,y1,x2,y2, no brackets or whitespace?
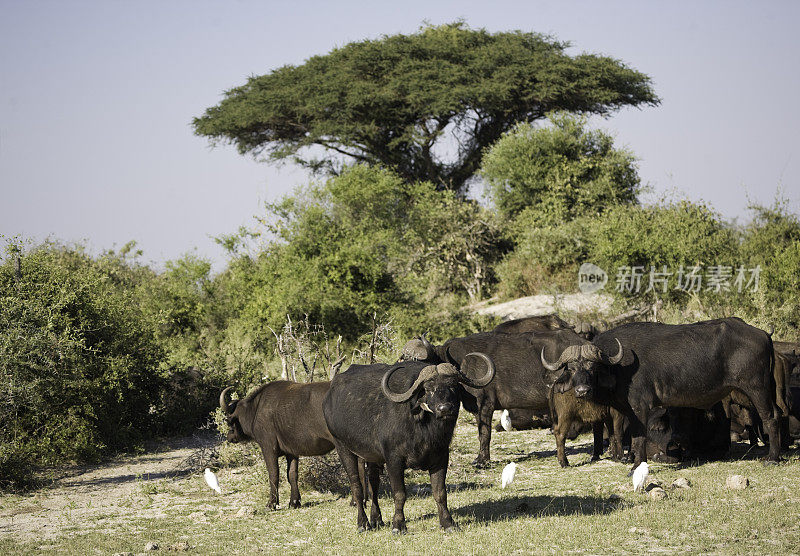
442,524,459,534
392,524,408,535
266,502,279,511
370,519,385,529
288,500,301,509
357,523,373,533
472,458,490,468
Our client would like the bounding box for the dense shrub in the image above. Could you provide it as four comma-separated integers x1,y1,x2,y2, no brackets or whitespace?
0,243,165,487
495,198,743,301
480,113,640,222
223,165,506,346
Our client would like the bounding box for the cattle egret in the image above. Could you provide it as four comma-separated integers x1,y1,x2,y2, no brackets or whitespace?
500,409,512,432
501,462,517,489
632,462,649,492
204,468,222,494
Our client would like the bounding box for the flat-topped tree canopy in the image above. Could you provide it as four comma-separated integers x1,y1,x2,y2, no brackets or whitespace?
193,22,659,194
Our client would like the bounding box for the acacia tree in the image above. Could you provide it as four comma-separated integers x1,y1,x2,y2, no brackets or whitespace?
194,22,659,194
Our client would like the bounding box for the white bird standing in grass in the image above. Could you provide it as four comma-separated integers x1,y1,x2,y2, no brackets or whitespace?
501,462,517,489
204,467,222,494
632,462,649,492
500,409,512,432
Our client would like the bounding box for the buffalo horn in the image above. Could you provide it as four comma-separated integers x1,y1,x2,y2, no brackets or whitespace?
219,387,234,414
420,332,434,358
603,338,624,365
540,345,582,371
541,347,561,371
381,365,436,403
456,352,496,388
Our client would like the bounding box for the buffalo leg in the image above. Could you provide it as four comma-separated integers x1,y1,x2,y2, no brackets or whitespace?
352,458,368,506
286,455,301,509
430,461,456,531
744,387,782,462
367,463,383,529
552,414,570,467
260,447,280,510
385,462,407,534
473,399,495,466
628,404,650,471
335,444,370,532
591,421,604,461
609,410,625,461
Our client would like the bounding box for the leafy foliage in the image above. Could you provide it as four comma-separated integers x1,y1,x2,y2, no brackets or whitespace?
0,242,165,486
194,22,659,193
225,165,505,345
481,113,640,221
590,200,739,276
495,199,740,301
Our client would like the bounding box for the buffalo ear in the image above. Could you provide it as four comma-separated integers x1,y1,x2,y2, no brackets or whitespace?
409,391,426,421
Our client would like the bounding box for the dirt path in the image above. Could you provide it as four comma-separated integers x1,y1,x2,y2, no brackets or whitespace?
0,435,220,541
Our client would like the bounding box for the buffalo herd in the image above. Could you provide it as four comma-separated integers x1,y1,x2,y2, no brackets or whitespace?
219,315,800,533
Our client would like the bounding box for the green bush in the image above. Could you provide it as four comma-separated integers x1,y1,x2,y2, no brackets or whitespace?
480,113,640,222
590,199,739,300
737,200,800,337
0,242,165,486
223,165,506,347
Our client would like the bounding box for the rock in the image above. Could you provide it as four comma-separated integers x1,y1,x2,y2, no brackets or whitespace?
168,542,191,552
235,506,256,517
672,477,691,489
726,475,749,490
648,487,667,501
188,510,206,522
144,541,159,551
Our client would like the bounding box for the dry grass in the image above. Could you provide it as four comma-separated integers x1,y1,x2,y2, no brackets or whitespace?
2,415,799,555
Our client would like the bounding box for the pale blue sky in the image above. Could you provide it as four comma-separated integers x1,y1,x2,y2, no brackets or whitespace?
1,1,798,269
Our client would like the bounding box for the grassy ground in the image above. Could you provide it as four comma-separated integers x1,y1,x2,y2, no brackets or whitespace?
2,415,800,555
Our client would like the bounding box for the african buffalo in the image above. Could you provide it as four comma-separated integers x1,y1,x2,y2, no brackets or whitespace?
548,387,624,467
220,381,347,510
585,318,781,467
722,349,796,448
492,314,598,340
323,354,495,533
493,314,572,334
401,329,622,465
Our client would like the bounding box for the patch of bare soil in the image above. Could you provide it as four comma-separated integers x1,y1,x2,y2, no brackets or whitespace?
0,434,220,541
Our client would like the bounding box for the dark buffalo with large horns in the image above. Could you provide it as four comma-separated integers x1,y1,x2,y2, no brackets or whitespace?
220,380,354,510
584,318,782,468
400,328,622,466
323,353,495,533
